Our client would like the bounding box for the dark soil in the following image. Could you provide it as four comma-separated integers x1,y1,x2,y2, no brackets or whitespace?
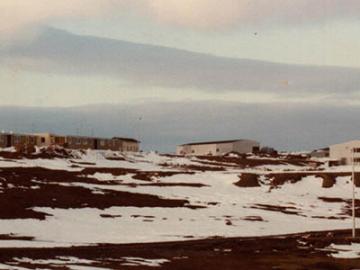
234,173,260,187
196,155,316,168
1,229,360,269
249,204,305,216
0,167,201,220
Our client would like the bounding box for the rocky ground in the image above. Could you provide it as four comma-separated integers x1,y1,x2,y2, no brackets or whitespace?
1,148,360,269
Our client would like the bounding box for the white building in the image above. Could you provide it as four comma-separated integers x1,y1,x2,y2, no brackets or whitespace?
176,139,260,156
329,140,360,165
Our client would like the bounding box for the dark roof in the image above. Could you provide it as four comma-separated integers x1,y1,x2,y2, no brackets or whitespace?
181,139,253,146
112,137,140,143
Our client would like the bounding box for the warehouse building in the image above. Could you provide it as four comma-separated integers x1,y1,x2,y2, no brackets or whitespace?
177,139,260,156
0,132,140,152
329,140,360,165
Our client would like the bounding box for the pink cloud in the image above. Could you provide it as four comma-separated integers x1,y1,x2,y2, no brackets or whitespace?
1,0,359,38
144,0,360,28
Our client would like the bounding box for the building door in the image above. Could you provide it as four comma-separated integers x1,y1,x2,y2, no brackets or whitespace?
6,135,12,147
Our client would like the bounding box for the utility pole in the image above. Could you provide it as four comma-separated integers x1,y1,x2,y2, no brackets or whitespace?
352,148,356,238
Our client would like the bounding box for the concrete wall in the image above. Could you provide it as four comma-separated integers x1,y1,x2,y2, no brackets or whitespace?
66,136,96,150
233,140,260,154
190,143,218,156
177,140,260,156
34,133,53,147
330,140,360,165
122,141,140,152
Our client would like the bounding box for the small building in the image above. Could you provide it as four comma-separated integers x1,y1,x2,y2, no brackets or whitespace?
65,135,97,150
0,133,37,150
310,147,330,158
329,140,360,165
94,137,116,151
176,139,260,156
1,131,140,152
0,133,12,148
33,133,66,147
112,137,140,152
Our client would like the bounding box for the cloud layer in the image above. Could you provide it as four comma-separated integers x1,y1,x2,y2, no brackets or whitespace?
1,0,360,38
3,28,360,99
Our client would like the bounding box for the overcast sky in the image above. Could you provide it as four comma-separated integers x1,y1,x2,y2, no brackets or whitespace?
0,1,359,151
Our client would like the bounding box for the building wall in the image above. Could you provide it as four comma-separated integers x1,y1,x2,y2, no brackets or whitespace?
95,138,115,150
177,140,260,156
65,136,96,150
330,140,360,165
34,133,66,147
232,140,260,154
1,132,140,152
0,134,9,148
122,141,140,152
34,133,53,147
12,135,37,150
190,144,217,156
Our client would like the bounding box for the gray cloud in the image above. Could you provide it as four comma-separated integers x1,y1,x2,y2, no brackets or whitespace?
2,28,360,99
1,101,359,152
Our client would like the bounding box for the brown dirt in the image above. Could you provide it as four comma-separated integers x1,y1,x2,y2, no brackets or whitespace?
265,172,356,188
176,164,226,172
0,167,202,220
1,230,360,269
249,204,305,216
234,173,260,187
0,234,34,241
0,147,75,160
119,182,208,188
318,197,360,217
196,155,317,168
241,216,266,222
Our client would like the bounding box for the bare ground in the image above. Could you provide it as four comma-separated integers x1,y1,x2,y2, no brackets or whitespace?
1,230,360,269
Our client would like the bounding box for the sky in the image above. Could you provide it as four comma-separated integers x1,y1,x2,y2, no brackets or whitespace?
1,1,360,151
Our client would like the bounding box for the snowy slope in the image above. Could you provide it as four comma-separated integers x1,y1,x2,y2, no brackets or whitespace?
0,149,358,248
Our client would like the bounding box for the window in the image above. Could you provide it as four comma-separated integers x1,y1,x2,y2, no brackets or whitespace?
216,148,219,152
41,137,46,143
354,148,360,153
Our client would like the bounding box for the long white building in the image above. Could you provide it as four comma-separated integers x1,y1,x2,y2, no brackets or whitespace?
176,139,260,156
329,140,360,165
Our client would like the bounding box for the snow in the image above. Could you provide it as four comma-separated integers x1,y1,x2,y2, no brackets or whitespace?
327,243,360,258
13,257,111,270
0,150,359,247
121,257,170,267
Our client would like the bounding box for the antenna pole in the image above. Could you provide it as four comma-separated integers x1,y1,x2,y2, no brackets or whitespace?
352,148,356,238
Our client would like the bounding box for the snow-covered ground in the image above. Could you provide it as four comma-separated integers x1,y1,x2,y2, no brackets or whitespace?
0,150,358,248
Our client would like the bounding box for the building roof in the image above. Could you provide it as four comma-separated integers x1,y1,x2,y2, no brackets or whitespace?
112,137,140,143
180,139,255,146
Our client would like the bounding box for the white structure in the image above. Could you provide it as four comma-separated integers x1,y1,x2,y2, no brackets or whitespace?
176,139,260,156
330,140,360,165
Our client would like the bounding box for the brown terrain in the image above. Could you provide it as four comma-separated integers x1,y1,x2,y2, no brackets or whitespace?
1,149,360,269
1,230,360,269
